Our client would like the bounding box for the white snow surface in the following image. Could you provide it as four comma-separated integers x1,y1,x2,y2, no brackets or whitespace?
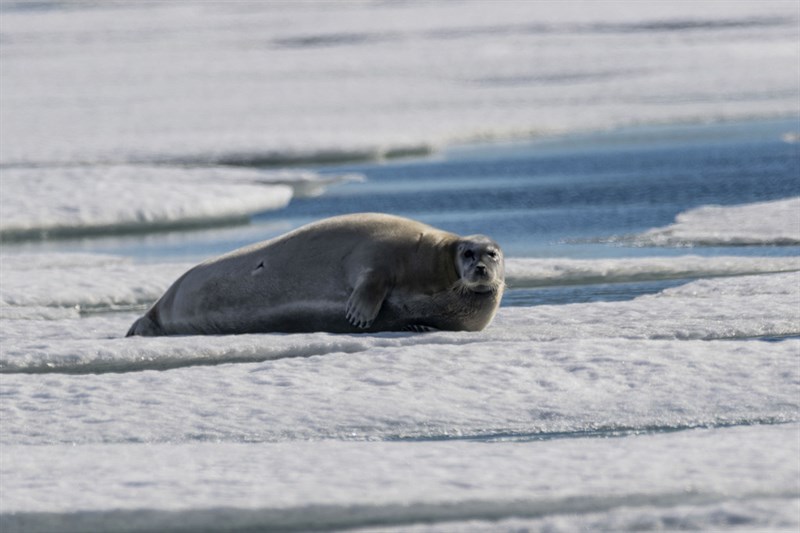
1,1,797,166
0,166,363,239
2,1,797,241
1,425,798,531
504,254,800,287
636,197,800,246
1,258,798,436
2,2,800,528
1,251,798,528
2,331,798,444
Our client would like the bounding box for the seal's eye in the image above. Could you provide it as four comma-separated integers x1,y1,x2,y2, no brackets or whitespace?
486,251,497,259
463,250,474,259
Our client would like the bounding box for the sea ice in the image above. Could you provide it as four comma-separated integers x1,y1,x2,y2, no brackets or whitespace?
0,166,363,240
505,254,800,287
1,425,797,530
636,197,800,246
1,1,796,166
1,246,798,532
1,2,799,529
2,266,797,445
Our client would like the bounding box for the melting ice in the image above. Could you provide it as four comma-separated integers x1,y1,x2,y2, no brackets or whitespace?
2,199,799,529
1,1,799,531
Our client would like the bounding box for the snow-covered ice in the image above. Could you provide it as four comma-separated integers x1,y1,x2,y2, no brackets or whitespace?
1,1,797,166
0,166,365,240
2,235,798,529
505,254,800,287
2,0,797,238
2,329,798,443
2,249,799,526
1,250,798,439
2,424,797,531
1,1,799,530
636,197,800,246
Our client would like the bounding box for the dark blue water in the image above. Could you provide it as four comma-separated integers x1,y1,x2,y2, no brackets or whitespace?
257,117,799,258
13,118,799,262
501,278,691,307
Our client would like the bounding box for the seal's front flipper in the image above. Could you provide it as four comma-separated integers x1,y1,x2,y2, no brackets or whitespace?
346,269,389,329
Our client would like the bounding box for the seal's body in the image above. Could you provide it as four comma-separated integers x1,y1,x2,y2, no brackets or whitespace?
126,213,504,336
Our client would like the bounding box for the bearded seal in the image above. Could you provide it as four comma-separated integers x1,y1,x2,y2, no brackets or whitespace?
126,213,504,336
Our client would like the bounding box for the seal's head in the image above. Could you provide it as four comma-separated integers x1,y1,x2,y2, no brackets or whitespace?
454,236,505,294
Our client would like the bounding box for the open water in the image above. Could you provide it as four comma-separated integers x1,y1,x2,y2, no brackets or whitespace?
20,118,796,264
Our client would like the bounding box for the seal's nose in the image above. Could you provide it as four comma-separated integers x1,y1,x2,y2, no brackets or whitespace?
475,264,487,277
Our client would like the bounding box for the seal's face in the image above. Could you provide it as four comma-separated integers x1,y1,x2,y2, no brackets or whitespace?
455,236,505,294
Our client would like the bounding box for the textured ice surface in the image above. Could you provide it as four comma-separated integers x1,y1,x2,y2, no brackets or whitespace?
0,166,365,239
2,1,797,242
637,197,800,246
2,264,798,442
1,1,797,166
505,254,800,287
2,333,797,444
2,257,798,530
1,425,797,530
2,2,799,529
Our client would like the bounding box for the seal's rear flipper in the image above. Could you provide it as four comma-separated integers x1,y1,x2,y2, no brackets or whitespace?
126,314,162,337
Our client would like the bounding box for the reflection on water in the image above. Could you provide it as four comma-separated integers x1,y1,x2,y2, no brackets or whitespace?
269,118,798,257
5,118,798,264
501,278,690,307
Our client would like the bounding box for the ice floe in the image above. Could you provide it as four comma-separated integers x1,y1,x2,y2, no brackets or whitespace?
1,330,797,443
1,425,797,530
0,166,366,240
2,268,798,371
634,197,800,246
1,3,799,528
0,166,298,240
505,254,800,287
1,1,796,166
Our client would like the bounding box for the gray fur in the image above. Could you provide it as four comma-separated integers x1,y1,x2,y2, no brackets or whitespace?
126,213,504,336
